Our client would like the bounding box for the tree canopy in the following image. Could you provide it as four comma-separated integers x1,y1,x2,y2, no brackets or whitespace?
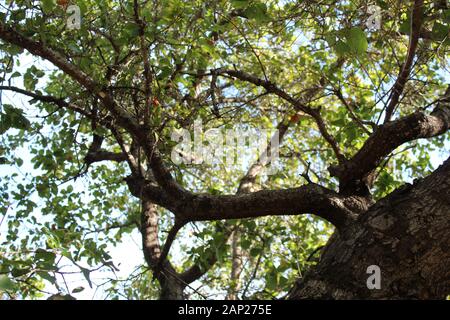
0,0,449,299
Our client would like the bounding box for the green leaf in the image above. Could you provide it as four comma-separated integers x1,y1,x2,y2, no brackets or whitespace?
11,268,30,277
78,1,88,15
443,9,450,24
124,23,140,38
240,239,252,250
23,66,42,91
10,71,21,78
243,3,270,23
376,0,389,10
0,275,15,291
24,74,37,91
48,293,76,300
1,105,31,132
35,249,56,263
334,40,350,57
399,17,411,34
231,0,250,9
81,268,93,288
250,247,262,257
72,286,85,294
324,33,337,47
37,271,57,284
344,27,368,55
41,0,56,14
11,10,26,22
3,44,24,55
266,272,278,290
431,22,450,41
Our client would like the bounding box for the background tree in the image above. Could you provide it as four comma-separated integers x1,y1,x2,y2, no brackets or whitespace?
0,0,449,299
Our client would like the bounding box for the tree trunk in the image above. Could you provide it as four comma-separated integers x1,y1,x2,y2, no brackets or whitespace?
289,157,450,299
227,229,244,299
158,271,187,300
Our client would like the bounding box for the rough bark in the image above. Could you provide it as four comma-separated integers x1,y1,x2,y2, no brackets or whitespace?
289,156,450,299
140,200,186,299
129,181,366,229
158,271,186,300
227,229,244,300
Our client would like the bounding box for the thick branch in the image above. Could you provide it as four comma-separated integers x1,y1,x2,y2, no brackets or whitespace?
290,155,450,299
85,150,127,164
384,0,424,122
140,199,185,299
134,0,153,125
134,182,366,230
237,119,290,194
156,220,186,269
180,244,221,284
0,23,187,199
141,200,162,268
330,93,450,193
